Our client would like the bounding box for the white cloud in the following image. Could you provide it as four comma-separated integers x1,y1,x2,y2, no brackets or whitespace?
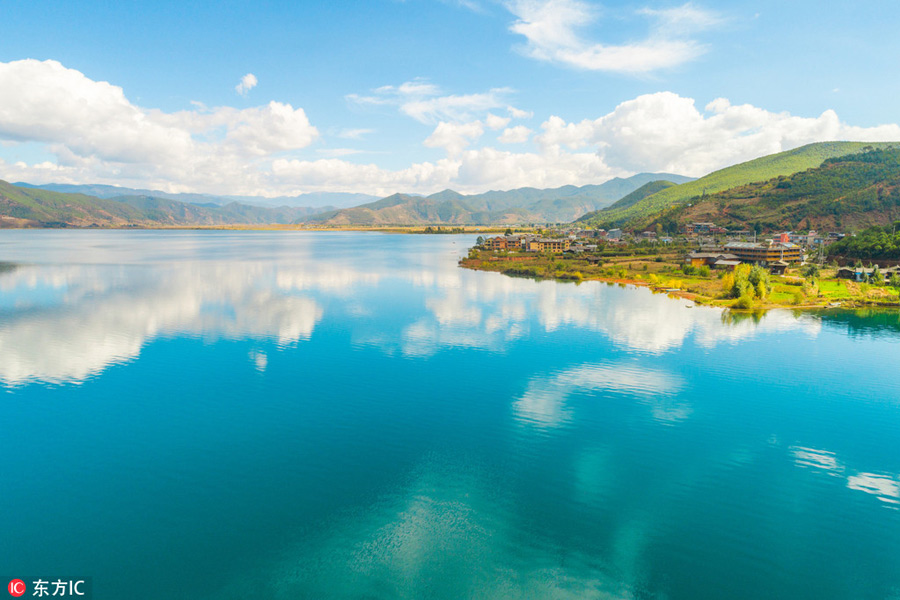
498,125,532,144
316,148,365,157
485,113,511,130
505,0,719,73
508,106,533,119
337,128,375,140
593,92,900,175
2,59,899,197
235,73,258,96
0,59,318,194
531,91,900,177
347,79,525,124
424,121,485,156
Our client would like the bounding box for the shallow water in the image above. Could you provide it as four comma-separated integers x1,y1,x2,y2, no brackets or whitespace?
2,230,899,599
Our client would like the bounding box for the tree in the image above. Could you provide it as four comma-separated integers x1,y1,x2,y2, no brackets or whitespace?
476,235,485,246
504,228,513,236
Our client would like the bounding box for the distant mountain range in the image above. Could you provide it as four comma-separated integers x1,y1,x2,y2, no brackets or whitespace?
0,182,327,227
0,173,693,228
13,182,378,210
577,141,899,229
306,173,694,226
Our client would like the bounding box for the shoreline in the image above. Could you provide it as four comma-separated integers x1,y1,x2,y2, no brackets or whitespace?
459,254,900,311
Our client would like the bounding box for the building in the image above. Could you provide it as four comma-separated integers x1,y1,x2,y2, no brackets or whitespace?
723,241,802,264
686,251,740,268
607,228,622,240
769,260,789,275
686,222,728,236
535,238,571,252
484,236,510,251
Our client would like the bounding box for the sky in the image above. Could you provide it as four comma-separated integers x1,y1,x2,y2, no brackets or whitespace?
2,0,900,198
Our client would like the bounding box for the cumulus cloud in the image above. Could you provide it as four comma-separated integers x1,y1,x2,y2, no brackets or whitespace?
3,59,900,197
0,59,317,194
235,73,258,95
485,113,511,130
590,92,900,175
424,121,485,156
498,125,532,144
505,0,720,73
347,79,527,125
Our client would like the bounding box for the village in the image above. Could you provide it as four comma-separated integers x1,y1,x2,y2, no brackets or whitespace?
464,221,900,309
476,222,900,280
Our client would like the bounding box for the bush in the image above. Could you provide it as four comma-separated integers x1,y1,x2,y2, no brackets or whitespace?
802,263,820,278
732,293,755,309
725,264,772,299
698,265,711,277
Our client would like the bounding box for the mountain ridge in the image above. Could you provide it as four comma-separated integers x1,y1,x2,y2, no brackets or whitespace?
577,141,899,228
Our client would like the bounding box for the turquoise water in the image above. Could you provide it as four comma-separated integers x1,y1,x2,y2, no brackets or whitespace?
2,230,900,599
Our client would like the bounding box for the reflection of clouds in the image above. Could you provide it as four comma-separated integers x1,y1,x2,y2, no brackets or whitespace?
249,350,268,373
514,362,686,428
0,263,323,385
426,290,481,327
790,445,900,507
790,446,843,475
847,473,900,505
404,266,822,355
276,267,380,294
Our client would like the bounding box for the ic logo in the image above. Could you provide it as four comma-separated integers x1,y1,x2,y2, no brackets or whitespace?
8,580,26,597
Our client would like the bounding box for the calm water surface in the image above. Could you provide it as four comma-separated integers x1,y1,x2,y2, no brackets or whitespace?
2,230,900,599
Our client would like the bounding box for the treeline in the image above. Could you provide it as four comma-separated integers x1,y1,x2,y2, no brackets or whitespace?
828,222,900,260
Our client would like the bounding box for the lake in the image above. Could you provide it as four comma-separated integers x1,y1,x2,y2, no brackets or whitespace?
2,230,900,599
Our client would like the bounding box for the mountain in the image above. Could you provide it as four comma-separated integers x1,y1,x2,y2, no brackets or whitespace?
641,146,900,233
0,181,328,227
0,181,144,227
306,173,694,226
14,182,376,210
577,141,898,228
600,180,678,213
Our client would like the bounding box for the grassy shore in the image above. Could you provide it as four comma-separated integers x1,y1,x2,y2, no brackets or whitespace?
460,249,900,310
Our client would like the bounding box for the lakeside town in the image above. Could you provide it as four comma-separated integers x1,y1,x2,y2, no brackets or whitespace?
463,221,900,309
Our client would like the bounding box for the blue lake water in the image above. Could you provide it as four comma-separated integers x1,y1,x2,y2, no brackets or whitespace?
2,230,900,599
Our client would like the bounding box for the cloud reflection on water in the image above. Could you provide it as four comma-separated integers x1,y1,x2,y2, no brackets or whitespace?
0,233,824,385
0,263,323,385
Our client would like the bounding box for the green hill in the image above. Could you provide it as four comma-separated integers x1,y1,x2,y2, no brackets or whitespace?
596,180,678,214
306,173,693,226
0,181,145,226
643,146,900,233
578,142,898,228
0,181,328,227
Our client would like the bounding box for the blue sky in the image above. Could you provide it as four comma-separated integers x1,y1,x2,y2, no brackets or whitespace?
2,0,900,197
